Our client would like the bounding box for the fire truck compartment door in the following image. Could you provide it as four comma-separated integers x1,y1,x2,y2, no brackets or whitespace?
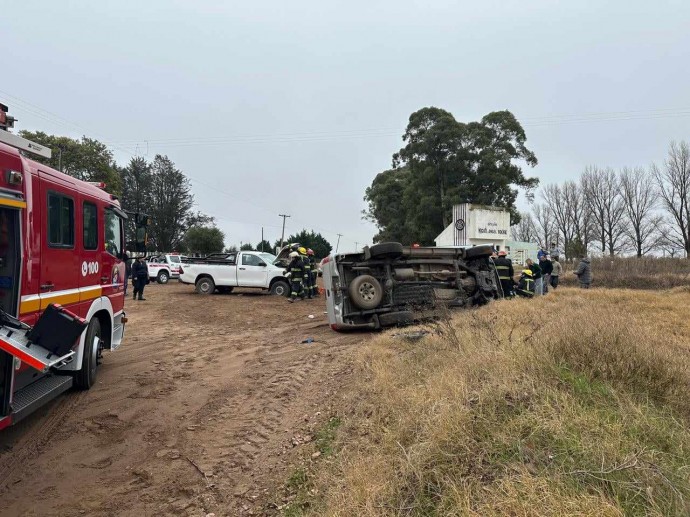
0,325,75,373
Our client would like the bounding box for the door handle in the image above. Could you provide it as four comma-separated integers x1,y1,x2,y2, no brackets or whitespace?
239,267,246,270
40,283,54,291
100,275,110,283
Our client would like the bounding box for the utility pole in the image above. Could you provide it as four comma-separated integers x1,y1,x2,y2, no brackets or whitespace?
261,227,264,251
279,214,290,249
335,233,342,253
355,241,358,250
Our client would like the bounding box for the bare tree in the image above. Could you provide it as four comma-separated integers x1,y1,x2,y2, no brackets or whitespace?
511,212,537,242
620,166,663,257
652,141,690,258
532,203,555,249
581,166,627,256
542,183,575,256
564,180,592,255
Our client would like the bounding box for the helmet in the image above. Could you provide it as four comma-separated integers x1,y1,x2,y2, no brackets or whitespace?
522,269,533,276
289,251,299,258
307,248,314,255
290,244,299,251
498,250,507,256
298,247,307,255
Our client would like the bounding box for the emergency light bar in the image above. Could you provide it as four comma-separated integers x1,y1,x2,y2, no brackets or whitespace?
0,129,52,159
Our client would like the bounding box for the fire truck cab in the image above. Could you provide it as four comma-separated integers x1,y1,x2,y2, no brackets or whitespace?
0,111,135,429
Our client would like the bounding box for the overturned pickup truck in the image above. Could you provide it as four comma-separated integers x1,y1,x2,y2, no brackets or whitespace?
321,242,501,330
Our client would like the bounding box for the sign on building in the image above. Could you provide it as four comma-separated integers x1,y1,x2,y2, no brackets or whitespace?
450,204,510,246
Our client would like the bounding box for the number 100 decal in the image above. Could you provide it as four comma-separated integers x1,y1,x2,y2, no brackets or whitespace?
81,261,100,276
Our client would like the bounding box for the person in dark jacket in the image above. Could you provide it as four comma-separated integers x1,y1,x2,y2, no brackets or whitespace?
573,256,592,288
493,250,514,298
286,251,305,302
526,258,543,295
131,257,149,301
307,249,318,298
539,255,554,295
515,269,535,298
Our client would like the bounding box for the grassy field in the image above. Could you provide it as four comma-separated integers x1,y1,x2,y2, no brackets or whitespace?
298,288,690,516
558,257,690,289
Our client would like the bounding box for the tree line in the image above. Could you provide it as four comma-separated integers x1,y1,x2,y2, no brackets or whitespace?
512,141,690,258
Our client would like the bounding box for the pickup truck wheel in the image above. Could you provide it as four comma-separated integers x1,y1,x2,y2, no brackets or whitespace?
348,275,383,310
157,270,169,284
369,242,403,259
74,318,101,390
378,311,414,327
270,280,289,297
196,277,215,295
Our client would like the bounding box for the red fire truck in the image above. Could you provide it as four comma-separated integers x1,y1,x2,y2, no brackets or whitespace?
0,104,143,430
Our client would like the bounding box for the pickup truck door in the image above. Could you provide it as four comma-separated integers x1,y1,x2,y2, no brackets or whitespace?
237,253,269,287
214,254,239,286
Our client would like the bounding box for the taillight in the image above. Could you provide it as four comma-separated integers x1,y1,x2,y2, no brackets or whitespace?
179,267,184,275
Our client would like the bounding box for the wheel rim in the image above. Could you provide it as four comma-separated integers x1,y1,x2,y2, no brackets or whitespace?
358,282,377,301
160,273,168,283
274,285,285,295
200,281,211,293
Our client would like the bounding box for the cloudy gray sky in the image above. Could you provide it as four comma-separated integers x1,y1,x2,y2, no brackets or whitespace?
4,1,689,251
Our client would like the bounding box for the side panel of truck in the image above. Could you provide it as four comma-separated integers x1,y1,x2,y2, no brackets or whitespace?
237,253,269,287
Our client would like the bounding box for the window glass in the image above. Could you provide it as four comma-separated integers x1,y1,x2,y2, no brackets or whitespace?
242,254,265,266
83,202,98,250
169,255,181,263
104,209,122,257
48,193,74,247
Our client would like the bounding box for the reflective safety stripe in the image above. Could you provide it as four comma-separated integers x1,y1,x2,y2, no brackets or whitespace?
495,265,509,270
498,276,510,280
20,285,103,315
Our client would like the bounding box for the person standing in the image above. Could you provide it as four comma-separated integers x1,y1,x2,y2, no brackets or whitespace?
286,251,305,302
307,249,318,298
493,250,515,298
551,257,562,289
573,256,592,289
298,246,312,299
526,258,543,296
131,256,149,301
549,242,563,262
537,246,548,261
539,255,553,295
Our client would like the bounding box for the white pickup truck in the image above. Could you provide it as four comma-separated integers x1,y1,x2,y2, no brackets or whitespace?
178,251,290,296
146,254,182,284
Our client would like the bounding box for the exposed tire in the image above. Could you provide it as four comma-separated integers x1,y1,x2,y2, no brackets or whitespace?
217,286,234,294
369,242,404,259
195,276,215,295
74,318,101,390
348,275,384,310
157,270,169,284
270,280,289,297
378,311,414,327
464,244,494,259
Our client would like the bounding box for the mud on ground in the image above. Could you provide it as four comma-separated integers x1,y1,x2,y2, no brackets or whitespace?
0,282,364,516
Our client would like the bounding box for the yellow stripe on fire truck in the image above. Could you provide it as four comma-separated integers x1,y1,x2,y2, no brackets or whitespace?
19,285,104,315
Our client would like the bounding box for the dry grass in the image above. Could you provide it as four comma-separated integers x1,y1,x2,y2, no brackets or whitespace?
305,289,690,516
559,257,690,289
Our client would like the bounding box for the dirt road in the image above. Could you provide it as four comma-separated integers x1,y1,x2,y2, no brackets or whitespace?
0,283,363,516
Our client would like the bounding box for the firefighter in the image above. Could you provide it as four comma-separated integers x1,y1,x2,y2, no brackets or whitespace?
307,249,318,298
494,250,514,298
515,269,535,298
131,256,149,301
298,246,312,299
286,251,305,302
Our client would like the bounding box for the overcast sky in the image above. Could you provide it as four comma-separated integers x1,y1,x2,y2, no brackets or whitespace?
4,1,689,251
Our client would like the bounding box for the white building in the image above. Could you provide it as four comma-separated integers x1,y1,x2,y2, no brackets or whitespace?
434,204,539,265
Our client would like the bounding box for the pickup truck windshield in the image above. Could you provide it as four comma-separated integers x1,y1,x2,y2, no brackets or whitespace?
258,253,276,263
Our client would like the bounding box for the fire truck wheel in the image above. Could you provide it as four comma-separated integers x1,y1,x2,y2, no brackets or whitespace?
74,318,101,390
348,275,383,310
196,276,215,295
157,270,169,284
